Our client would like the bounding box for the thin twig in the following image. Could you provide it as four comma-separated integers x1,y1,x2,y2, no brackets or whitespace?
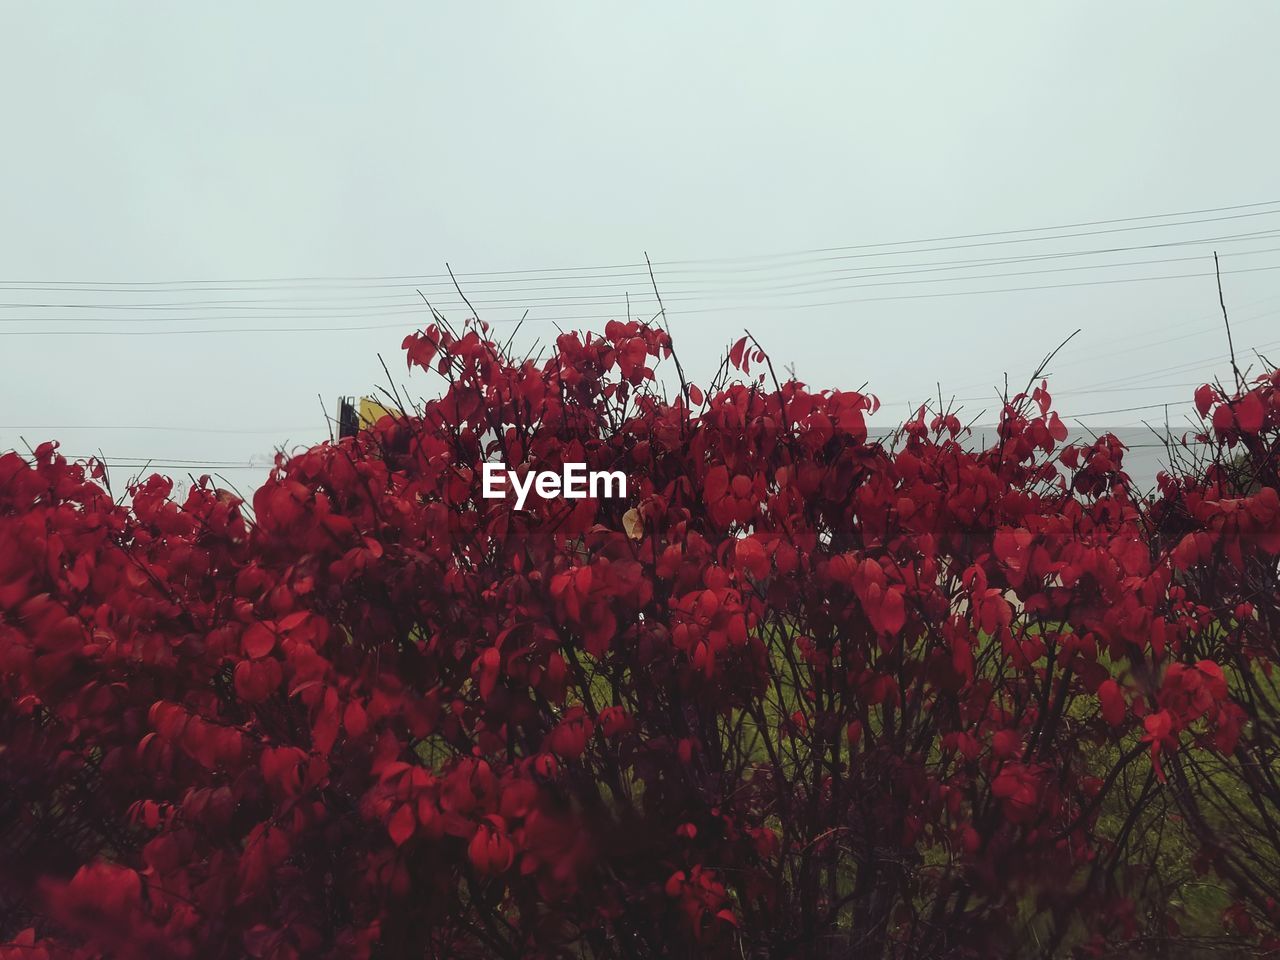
1214,251,1243,386
447,262,482,324
318,394,335,442
377,353,408,415
644,251,689,398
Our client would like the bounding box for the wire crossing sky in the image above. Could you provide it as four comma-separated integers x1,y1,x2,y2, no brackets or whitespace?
3,3,1279,491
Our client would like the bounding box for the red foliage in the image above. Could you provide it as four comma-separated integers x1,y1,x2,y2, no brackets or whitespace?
2,321,1279,957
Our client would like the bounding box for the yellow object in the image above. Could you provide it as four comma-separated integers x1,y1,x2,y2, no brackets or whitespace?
358,397,396,430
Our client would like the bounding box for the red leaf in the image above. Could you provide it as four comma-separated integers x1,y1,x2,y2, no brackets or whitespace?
734,536,769,579
1194,383,1216,418
243,622,276,659
1235,391,1264,434
1047,412,1067,443
1098,679,1125,727
880,586,906,636
846,720,863,747
343,700,368,738
388,803,415,846
992,729,1020,759
1213,403,1235,433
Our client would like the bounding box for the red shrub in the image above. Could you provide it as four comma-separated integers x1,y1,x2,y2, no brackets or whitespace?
1,321,1278,957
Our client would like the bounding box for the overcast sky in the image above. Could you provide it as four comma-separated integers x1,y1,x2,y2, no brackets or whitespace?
2,3,1278,492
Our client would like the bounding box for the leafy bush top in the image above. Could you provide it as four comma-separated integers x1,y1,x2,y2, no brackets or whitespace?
1,320,1278,958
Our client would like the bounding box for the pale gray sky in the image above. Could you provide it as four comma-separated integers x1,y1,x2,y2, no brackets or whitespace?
2,3,1278,491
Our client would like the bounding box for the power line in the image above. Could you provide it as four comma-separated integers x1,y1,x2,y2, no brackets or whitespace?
0,424,317,434
1,200,1277,289
99,463,267,472
1065,401,1187,418
872,383,1208,416
4,262,1279,337
38,460,268,471
6,240,1280,324
654,209,1280,276
660,263,1280,316
1072,336,1280,393
7,458,270,473
3,227,1277,306
652,199,1280,267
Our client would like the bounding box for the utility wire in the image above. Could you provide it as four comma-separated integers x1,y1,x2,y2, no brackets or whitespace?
1,200,1277,289
5,241,1280,323
0,424,316,434
3,227,1278,305
4,262,1280,337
